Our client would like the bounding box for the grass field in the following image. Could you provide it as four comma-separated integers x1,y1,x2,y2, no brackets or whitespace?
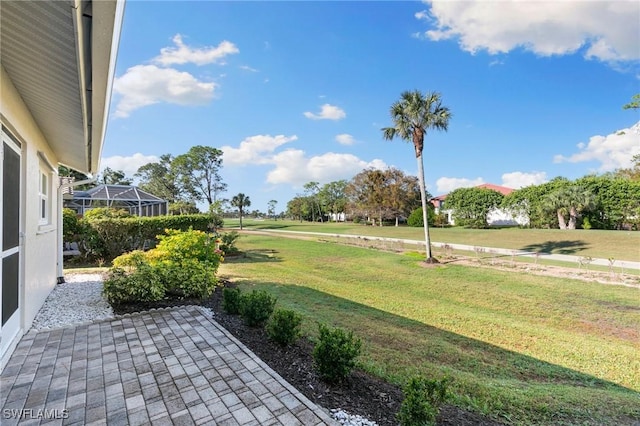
219,233,640,425
223,219,640,262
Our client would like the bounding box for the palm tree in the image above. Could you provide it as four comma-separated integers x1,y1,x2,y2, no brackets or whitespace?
543,185,595,230
231,193,251,230
382,90,452,263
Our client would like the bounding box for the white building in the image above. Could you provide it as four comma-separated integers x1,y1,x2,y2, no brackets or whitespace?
0,0,124,369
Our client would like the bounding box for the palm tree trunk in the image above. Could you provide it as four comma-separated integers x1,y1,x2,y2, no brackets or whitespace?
239,208,243,230
557,210,567,230
568,207,578,229
416,155,435,262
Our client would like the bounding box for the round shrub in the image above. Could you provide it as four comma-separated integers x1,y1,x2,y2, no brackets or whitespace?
158,259,218,299
222,287,243,314
240,290,277,327
102,265,165,305
407,207,436,227
397,376,450,426
312,323,362,383
266,309,303,346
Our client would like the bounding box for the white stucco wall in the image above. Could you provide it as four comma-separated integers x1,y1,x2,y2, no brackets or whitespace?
1,65,59,332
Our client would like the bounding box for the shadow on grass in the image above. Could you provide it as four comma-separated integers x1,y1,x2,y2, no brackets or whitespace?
234,281,639,425
223,249,282,263
520,239,590,255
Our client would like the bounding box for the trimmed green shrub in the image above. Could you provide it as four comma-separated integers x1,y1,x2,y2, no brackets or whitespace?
397,376,450,426
112,250,148,270
84,207,131,220
240,290,277,327
222,287,243,314
312,323,362,383
151,228,222,270
63,208,82,242
266,309,303,346
103,265,165,305
80,214,219,260
407,207,436,227
156,259,217,299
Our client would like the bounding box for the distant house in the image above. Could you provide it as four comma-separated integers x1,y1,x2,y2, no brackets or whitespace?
0,0,124,368
430,184,529,226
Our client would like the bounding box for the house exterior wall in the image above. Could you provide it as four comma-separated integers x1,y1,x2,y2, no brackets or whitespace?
1,65,59,344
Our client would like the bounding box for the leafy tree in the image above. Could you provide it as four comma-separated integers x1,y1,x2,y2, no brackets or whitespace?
382,90,452,262
168,201,199,215
612,154,640,182
231,193,251,230
445,187,504,228
542,185,595,230
135,154,182,203
303,181,323,222
346,168,388,225
287,196,311,222
384,168,422,226
100,167,132,185
173,146,226,206
318,180,348,222
622,93,640,110
576,175,640,230
268,200,278,220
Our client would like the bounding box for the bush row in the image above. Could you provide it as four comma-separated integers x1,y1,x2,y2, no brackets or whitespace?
64,208,223,260
221,285,451,424
222,287,360,383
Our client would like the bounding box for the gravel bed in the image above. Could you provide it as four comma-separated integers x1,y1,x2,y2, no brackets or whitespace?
30,273,114,330
332,409,379,426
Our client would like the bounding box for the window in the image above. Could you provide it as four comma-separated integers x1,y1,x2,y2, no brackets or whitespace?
39,169,50,225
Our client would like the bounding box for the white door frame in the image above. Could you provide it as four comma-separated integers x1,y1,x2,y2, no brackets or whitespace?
0,127,23,362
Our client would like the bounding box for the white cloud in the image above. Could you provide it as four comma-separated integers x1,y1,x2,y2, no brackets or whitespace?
100,153,160,178
267,151,386,185
113,65,216,118
416,1,640,65
554,122,640,171
154,34,239,66
304,104,346,120
221,135,298,165
335,134,356,145
435,177,485,194
239,65,259,72
501,171,548,189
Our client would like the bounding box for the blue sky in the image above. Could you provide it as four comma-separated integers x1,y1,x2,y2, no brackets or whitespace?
102,0,640,213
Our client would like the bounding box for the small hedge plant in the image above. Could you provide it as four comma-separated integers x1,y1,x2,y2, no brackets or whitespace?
312,323,362,383
103,229,222,305
397,376,450,426
266,309,303,346
240,290,277,327
222,287,243,314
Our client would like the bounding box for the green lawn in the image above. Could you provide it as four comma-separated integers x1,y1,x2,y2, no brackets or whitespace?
224,219,640,262
219,233,640,425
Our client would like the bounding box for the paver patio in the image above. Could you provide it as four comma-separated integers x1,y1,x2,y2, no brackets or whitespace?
0,306,337,425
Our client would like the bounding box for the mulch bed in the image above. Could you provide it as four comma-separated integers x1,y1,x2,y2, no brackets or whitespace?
112,281,505,425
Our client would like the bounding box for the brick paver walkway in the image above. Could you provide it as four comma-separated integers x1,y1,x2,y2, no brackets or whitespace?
0,306,337,425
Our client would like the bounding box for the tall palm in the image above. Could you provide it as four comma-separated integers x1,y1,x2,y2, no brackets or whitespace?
231,193,251,230
382,90,452,263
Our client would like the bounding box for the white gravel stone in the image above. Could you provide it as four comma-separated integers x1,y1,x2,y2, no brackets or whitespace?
331,408,379,426
30,273,114,330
